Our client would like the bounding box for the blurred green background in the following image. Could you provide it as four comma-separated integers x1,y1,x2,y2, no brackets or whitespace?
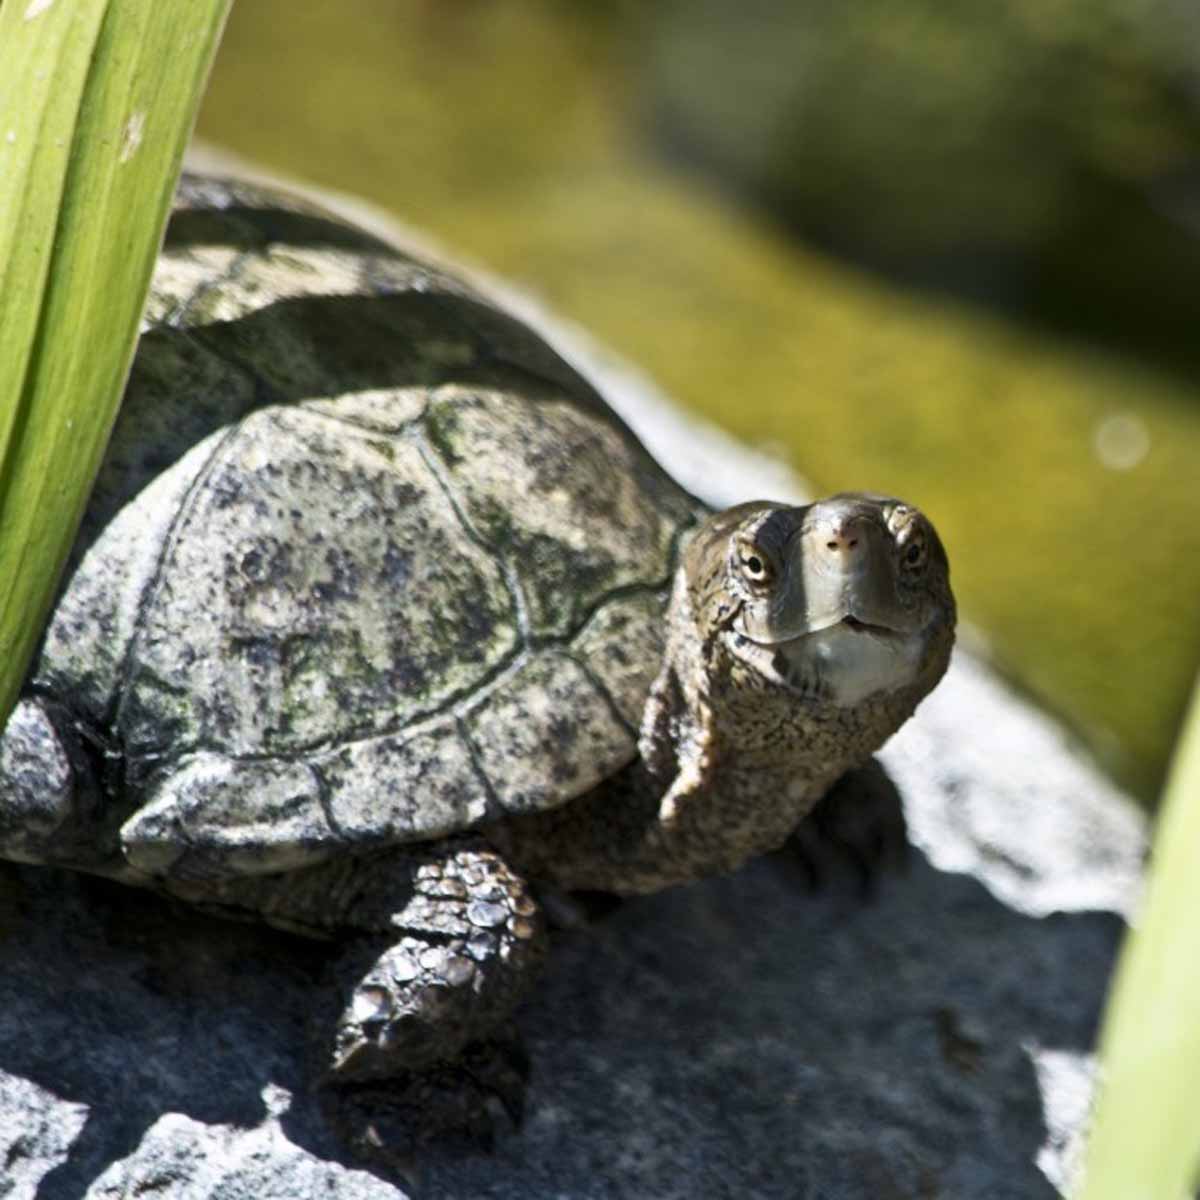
196,0,1200,806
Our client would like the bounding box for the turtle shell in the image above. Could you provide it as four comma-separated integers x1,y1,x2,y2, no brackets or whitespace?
31,175,703,869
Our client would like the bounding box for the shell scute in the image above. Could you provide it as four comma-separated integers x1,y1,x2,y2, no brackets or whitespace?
123,406,519,761
463,652,638,816
424,389,682,638
319,721,491,844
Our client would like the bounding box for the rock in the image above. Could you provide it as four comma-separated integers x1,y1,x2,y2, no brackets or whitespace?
0,185,1144,1198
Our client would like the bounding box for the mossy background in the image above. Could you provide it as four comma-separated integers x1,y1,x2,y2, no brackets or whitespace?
196,0,1200,805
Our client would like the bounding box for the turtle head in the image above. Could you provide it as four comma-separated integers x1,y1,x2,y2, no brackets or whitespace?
688,493,955,707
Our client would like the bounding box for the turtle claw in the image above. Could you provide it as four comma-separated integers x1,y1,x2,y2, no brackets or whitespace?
323,1033,533,1167
463,1028,531,1129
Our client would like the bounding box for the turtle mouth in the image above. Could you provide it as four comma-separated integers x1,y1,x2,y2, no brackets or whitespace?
738,614,901,646
729,610,926,707
839,615,899,637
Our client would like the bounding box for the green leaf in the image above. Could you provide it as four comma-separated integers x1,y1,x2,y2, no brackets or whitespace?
0,0,231,724
1078,676,1200,1199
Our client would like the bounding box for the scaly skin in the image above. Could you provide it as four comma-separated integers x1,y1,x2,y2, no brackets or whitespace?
491,493,955,894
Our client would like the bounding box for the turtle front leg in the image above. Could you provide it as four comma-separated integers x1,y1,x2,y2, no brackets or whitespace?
782,757,909,891
315,838,547,1160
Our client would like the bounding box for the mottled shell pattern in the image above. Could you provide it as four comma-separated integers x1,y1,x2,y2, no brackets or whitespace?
33,175,704,860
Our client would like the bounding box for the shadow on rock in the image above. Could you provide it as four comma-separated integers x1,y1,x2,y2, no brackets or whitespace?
0,864,349,1198
428,847,1120,1199
0,840,1121,1200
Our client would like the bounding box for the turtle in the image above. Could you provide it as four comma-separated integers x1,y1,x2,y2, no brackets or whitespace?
0,174,956,1156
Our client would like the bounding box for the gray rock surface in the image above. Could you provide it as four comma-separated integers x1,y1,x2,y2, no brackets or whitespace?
0,163,1146,1198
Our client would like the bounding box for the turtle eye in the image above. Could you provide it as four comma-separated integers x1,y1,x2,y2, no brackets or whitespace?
739,549,772,585
902,538,926,569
